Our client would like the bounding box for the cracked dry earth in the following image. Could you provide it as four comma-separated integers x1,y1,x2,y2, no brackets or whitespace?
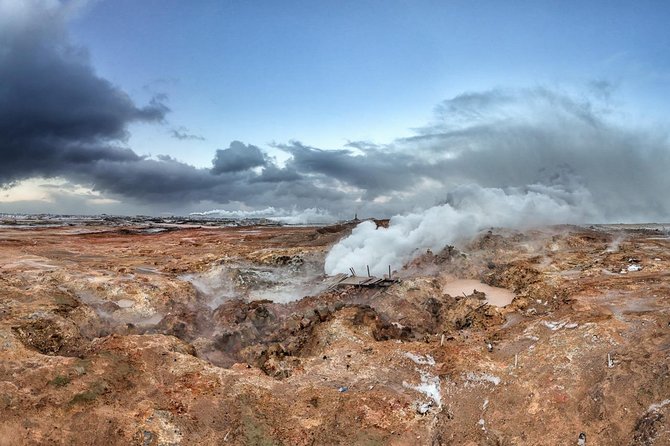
1,221,669,445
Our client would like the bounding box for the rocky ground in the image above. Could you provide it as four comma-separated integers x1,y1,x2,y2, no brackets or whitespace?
0,220,669,445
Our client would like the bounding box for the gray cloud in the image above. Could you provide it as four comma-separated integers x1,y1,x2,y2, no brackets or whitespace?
211,141,266,174
170,127,206,141
255,88,669,221
277,142,426,199
402,87,670,221
252,164,302,183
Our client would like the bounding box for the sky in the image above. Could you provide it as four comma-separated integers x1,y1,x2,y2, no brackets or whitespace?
1,0,669,220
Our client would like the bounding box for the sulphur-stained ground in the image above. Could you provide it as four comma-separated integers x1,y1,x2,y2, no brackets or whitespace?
0,219,669,445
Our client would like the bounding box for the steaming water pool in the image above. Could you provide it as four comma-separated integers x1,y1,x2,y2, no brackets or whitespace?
441,278,515,307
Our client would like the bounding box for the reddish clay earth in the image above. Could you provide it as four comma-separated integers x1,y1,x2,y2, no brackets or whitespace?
0,219,669,445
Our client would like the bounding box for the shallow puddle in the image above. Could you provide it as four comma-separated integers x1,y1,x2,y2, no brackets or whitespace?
442,278,515,307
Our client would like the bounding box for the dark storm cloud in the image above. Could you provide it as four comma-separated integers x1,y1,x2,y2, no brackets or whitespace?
0,0,343,211
0,1,289,209
211,141,266,174
0,0,167,184
69,154,346,208
84,158,223,201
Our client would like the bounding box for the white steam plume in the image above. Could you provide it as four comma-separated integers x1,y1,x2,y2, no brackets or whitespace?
325,183,596,276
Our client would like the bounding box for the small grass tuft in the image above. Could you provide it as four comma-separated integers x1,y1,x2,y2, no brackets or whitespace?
50,375,70,387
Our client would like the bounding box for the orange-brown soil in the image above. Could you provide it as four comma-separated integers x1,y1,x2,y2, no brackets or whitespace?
1,221,669,445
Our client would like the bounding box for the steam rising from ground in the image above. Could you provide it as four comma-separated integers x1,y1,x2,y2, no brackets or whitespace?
182,261,328,306
325,183,597,276
325,87,670,276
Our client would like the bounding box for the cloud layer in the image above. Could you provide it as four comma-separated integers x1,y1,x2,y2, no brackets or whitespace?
1,1,669,223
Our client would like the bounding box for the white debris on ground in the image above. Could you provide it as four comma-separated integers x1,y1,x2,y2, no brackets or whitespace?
627,264,643,272
403,371,442,409
464,372,501,386
542,320,578,330
404,352,436,366
578,433,586,446
416,402,432,415
402,351,442,413
647,399,670,413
